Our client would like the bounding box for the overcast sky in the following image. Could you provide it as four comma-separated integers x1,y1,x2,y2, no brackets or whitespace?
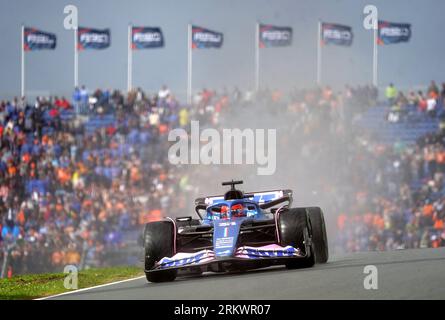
1,0,444,99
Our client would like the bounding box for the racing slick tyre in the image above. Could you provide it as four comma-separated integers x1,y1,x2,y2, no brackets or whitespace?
278,208,315,269
306,207,329,263
144,221,177,282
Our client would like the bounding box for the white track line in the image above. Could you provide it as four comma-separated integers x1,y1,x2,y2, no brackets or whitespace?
34,275,146,300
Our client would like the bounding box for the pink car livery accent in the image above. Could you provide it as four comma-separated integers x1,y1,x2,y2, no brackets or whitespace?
155,244,301,269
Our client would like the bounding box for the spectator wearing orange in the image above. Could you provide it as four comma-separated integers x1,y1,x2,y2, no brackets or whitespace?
64,245,81,266
433,218,444,230
427,80,439,97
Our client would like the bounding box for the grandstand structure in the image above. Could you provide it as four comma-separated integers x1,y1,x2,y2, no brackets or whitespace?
355,103,442,145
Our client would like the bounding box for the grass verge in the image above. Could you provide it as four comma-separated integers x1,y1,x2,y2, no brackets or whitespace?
0,266,144,300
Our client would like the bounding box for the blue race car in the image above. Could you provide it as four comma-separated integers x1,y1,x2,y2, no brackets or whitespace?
143,180,328,282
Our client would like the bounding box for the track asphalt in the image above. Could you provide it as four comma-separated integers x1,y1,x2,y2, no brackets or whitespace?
45,247,445,300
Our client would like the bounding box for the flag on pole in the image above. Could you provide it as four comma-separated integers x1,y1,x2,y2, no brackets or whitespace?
377,21,411,45
259,24,292,48
131,27,164,49
321,23,353,46
23,27,56,51
21,27,56,97
77,27,110,50
191,26,223,49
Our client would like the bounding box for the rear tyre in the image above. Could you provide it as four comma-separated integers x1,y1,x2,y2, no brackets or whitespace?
144,221,177,282
306,207,329,263
278,208,315,269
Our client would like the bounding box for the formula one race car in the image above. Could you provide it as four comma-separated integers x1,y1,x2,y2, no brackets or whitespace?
143,180,328,282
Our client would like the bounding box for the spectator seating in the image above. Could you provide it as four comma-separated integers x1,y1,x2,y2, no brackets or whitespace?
85,115,116,134
356,105,440,144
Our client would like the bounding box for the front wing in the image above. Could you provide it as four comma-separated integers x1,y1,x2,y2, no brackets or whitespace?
146,244,306,273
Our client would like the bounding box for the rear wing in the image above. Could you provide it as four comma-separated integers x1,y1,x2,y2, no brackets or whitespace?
195,189,293,207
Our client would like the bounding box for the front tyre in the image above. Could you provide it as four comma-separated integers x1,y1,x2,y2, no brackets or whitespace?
144,221,177,282
278,208,315,269
306,207,329,263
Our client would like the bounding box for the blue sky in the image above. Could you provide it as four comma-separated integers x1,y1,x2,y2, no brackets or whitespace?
0,0,444,99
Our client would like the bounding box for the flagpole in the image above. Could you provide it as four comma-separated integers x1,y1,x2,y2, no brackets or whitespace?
21,24,25,97
187,23,192,105
127,23,132,92
317,20,322,86
255,22,260,93
74,27,78,88
372,25,378,88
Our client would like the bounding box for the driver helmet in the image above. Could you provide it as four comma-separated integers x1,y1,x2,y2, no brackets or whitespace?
220,205,229,219
231,203,246,217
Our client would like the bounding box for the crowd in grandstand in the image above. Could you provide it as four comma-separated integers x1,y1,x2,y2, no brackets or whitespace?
0,80,445,276
385,81,445,122
284,82,445,252
333,128,445,252
0,86,199,275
